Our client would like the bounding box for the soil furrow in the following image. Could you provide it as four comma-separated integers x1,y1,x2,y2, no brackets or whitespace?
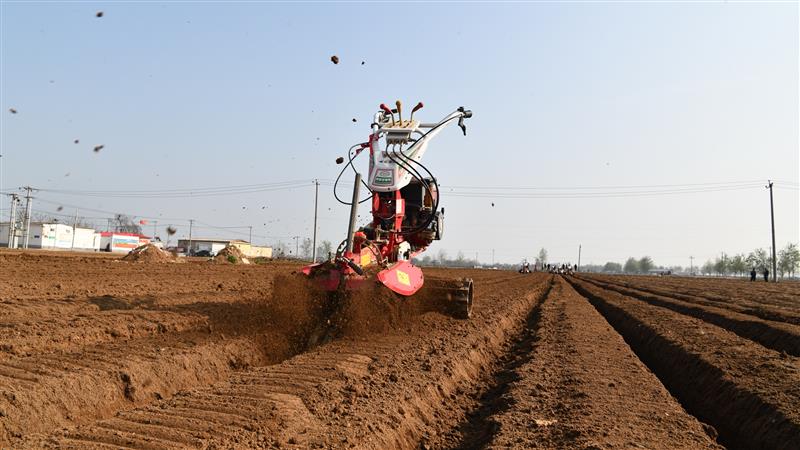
578,276,800,356
0,336,266,445
587,275,800,326
588,274,800,312
567,277,800,450
446,278,552,449
452,277,721,449
25,273,551,449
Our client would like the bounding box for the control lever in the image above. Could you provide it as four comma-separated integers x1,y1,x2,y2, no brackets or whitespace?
458,107,472,136
380,103,395,125
410,102,424,121
395,100,403,125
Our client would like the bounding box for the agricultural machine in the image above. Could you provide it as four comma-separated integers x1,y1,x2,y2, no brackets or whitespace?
303,101,474,318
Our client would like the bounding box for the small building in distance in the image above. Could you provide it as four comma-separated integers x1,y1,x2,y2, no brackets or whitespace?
177,238,272,258
0,222,101,251
100,232,148,253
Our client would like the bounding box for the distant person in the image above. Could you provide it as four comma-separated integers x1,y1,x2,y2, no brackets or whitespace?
750,268,757,282
763,268,769,282
574,264,578,272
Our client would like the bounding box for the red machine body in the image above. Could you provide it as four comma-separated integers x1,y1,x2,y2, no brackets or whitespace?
303,102,471,299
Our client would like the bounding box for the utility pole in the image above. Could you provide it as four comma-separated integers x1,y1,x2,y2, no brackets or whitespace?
20,186,34,249
767,181,777,282
71,208,78,249
7,194,19,248
188,219,194,255
578,244,582,271
248,226,253,244
475,252,478,265
292,235,300,257
153,220,157,241
312,179,319,263
690,256,694,276
492,248,495,266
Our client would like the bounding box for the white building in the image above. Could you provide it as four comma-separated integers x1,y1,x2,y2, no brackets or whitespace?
0,222,101,251
177,238,272,258
99,232,147,253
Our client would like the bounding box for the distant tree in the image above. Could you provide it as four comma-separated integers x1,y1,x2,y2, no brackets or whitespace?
30,212,94,228
579,264,604,273
113,214,142,234
316,240,333,260
437,249,448,266
603,262,622,273
638,256,654,273
536,248,548,267
701,260,715,276
746,248,769,270
729,254,747,276
299,238,313,259
31,212,60,223
456,251,466,264
623,257,640,274
273,241,289,257
713,254,729,276
778,243,800,278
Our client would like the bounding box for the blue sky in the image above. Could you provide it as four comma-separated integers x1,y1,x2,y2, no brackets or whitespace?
1,1,798,266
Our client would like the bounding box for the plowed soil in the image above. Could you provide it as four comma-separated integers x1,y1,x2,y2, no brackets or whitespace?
1,251,797,449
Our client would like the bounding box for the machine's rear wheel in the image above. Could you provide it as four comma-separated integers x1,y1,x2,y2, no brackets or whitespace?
415,277,474,319
453,278,474,319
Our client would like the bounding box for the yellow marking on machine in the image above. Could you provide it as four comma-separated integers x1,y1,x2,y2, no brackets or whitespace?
396,270,410,286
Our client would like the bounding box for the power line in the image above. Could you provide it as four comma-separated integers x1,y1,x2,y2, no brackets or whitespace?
442,179,767,191
36,180,318,199
445,184,764,199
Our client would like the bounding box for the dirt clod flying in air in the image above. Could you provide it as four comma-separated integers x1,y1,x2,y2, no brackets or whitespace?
96,11,104,18
9,108,17,114
166,226,177,235
336,157,345,164
330,55,339,64
93,145,104,153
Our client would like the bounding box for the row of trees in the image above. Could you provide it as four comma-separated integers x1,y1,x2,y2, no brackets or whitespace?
578,243,799,279
270,240,800,279
273,238,334,260
699,243,799,278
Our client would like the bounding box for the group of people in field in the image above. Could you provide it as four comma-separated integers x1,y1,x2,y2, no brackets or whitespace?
750,267,770,282
545,263,577,275
518,261,578,275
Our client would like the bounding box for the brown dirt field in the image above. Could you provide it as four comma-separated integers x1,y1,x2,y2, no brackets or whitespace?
578,275,800,356
567,277,800,450
589,274,800,316
2,252,799,449
482,277,721,449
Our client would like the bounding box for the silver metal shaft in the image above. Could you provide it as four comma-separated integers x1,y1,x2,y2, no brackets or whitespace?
345,173,361,253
